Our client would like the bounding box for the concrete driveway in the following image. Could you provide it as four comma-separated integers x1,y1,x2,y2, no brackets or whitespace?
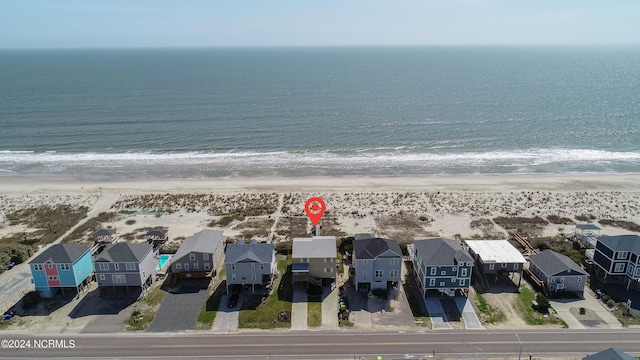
424,296,452,329
551,290,622,329
454,296,484,329
290,286,308,330
212,293,242,332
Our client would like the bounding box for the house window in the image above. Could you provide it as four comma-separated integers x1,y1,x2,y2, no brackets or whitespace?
60,264,70,271
260,264,265,270
47,263,53,269
47,275,58,281
439,282,445,287
114,263,120,270
429,279,435,286
99,275,105,281
204,263,211,270
301,258,309,263
550,278,555,283
459,279,465,286
614,263,625,273
232,274,237,281
461,269,468,277
390,270,399,278
251,263,256,269
231,264,236,270
98,263,109,271
430,267,436,275
452,267,457,272
34,264,43,271
560,277,565,283
514,263,519,270
362,271,367,278
441,271,446,275
390,258,399,265
175,263,182,269
501,263,507,268
375,270,383,278
203,253,209,260
193,263,199,270
325,258,332,263
126,263,136,271
488,263,495,270
252,274,257,281
578,277,582,282
324,267,333,273
112,274,126,284
189,253,196,261
616,251,629,260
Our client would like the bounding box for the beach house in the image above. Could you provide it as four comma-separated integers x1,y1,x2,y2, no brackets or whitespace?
412,238,473,297
292,236,337,288
224,240,277,293
528,250,588,298
29,244,93,298
352,234,403,291
94,242,158,291
592,234,640,290
465,239,526,287
170,229,225,278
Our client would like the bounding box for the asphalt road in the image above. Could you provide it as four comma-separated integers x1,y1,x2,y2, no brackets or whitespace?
1,329,640,359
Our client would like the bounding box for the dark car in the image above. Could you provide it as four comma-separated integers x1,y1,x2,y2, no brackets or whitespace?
228,292,240,308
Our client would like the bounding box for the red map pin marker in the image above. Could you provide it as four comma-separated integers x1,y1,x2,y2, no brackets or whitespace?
305,197,326,226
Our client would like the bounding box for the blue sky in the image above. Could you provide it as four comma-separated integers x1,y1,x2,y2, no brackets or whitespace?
1,0,639,48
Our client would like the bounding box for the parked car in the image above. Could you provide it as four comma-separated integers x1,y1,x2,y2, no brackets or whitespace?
228,292,240,308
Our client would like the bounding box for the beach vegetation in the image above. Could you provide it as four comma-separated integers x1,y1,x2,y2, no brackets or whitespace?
275,217,308,240
598,219,640,233
515,287,564,326
233,218,274,240
126,286,168,331
62,211,121,244
470,218,506,239
493,216,548,237
211,213,245,227
547,215,574,225
575,214,596,222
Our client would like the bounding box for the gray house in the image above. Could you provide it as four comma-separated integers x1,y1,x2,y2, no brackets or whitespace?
592,234,640,290
528,250,588,298
292,236,336,287
94,242,158,291
466,239,526,286
146,229,168,248
412,238,473,297
224,240,277,293
353,234,403,291
170,229,225,278
93,228,116,244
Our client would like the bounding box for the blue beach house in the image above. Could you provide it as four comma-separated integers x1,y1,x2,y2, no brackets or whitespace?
411,238,473,297
29,244,93,298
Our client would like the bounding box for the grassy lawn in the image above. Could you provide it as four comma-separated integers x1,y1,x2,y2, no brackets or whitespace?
238,257,292,329
197,266,226,329
307,298,322,327
514,287,565,326
126,285,168,331
473,290,506,325
611,302,640,326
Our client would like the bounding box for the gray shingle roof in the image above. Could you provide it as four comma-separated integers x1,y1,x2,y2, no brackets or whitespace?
146,229,168,237
173,229,224,262
413,238,472,266
583,348,635,360
529,250,588,277
292,236,336,259
29,244,90,264
93,229,115,237
94,243,154,263
354,236,402,260
225,241,275,264
597,234,640,254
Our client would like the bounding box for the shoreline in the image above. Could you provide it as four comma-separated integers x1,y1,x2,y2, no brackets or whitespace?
2,173,640,195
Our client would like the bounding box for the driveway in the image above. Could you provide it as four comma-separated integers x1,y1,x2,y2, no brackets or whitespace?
454,296,484,329
212,293,242,332
147,279,210,332
322,286,339,329
424,296,452,329
290,285,308,330
551,289,622,329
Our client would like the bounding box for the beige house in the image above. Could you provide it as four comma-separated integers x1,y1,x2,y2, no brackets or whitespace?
292,236,337,287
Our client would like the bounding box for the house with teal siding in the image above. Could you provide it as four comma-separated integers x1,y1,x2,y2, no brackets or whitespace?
29,244,93,298
412,238,473,297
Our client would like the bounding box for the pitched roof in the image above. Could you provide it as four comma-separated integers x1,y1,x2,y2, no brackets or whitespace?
597,234,640,254
292,236,336,259
465,240,526,263
94,243,154,263
529,250,588,277
225,241,275,264
173,229,224,262
146,229,168,237
583,348,635,360
576,223,601,231
413,238,472,266
354,236,402,260
30,244,90,264
93,229,115,237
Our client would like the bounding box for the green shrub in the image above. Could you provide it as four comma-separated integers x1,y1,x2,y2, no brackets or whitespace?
607,299,616,308
536,293,550,312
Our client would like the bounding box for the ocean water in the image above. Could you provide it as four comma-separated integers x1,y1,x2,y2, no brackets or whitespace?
1,46,639,179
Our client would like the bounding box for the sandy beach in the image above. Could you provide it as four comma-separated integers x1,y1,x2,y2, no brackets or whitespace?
2,174,640,246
